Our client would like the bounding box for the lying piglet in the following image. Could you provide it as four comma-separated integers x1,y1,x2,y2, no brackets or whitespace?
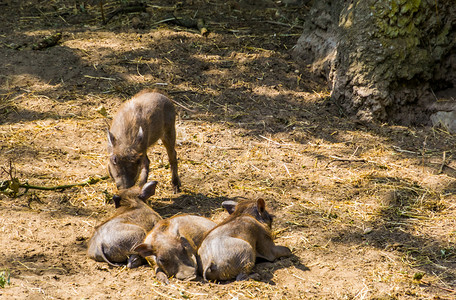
87,181,162,268
198,198,291,281
135,215,216,284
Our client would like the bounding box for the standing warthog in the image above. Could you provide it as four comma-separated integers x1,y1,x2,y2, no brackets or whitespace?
107,90,181,193
134,215,216,284
87,181,162,268
198,199,292,281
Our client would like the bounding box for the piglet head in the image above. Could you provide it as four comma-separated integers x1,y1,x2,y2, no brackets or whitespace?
107,128,148,189
222,198,274,228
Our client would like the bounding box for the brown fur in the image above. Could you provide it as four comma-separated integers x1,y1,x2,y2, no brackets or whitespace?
198,199,291,281
87,181,162,268
218,198,272,228
107,90,181,193
135,214,216,284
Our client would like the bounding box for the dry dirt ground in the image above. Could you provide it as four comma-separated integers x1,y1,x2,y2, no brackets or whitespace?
1,1,456,299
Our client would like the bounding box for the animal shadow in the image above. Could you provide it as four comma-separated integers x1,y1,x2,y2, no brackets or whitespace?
254,254,308,285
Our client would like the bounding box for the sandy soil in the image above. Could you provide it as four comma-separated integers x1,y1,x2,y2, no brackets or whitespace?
1,1,456,299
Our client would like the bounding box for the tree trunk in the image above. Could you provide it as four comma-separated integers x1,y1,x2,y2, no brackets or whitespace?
294,0,456,128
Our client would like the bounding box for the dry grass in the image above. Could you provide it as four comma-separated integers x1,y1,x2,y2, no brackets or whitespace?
0,0,455,299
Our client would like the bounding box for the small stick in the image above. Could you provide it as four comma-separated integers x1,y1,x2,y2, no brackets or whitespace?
58,14,69,25
258,135,295,147
430,88,438,102
151,17,177,26
259,134,282,145
291,273,306,281
419,279,456,294
149,287,179,299
104,3,147,24
14,260,35,270
392,146,419,155
349,145,360,159
328,155,367,163
438,151,447,174
283,163,291,177
168,98,196,113
84,75,116,81
264,20,304,30
20,176,109,192
99,0,106,24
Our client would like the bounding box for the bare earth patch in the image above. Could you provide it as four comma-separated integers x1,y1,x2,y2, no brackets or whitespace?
1,1,455,299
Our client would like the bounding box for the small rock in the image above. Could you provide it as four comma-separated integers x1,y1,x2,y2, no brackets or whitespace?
131,17,145,29
430,110,456,133
363,227,373,234
413,272,425,281
96,105,108,117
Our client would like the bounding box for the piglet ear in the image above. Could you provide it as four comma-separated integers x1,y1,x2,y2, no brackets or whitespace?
180,236,196,253
221,200,237,214
112,195,121,208
134,243,154,257
107,130,116,151
257,198,266,213
139,181,158,200
181,237,198,266
135,126,144,146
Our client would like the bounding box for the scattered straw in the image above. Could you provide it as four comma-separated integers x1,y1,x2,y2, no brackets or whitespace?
149,286,179,300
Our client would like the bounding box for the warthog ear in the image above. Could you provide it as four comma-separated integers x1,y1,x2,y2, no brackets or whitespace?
134,243,155,257
180,236,197,254
107,130,116,151
134,126,144,146
257,198,266,213
112,195,122,208
139,181,158,200
180,237,197,266
221,200,237,214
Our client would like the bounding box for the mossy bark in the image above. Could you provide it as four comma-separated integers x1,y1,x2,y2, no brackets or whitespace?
294,0,456,125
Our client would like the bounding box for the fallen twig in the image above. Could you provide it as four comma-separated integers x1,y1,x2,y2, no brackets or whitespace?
1,161,110,197
325,155,387,169
258,135,295,147
20,176,109,192
153,15,209,35
438,151,446,174
438,151,450,174
264,20,304,30
328,155,367,163
169,98,196,113
104,2,146,24
152,17,177,26
283,163,291,177
408,274,456,294
1,176,109,198
259,135,282,146
32,32,62,50
392,146,419,155
99,0,106,24
84,75,116,81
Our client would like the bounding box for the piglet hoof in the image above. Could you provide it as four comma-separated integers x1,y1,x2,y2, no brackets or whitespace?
156,271,170,285
236,272,261,281
248,273,261,281
173,185,181,194
127,254,144,269
172,177,181,194
235,273,249,281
